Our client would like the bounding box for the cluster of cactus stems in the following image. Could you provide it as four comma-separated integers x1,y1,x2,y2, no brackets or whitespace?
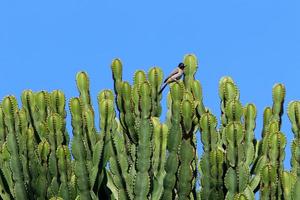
0,54,300,200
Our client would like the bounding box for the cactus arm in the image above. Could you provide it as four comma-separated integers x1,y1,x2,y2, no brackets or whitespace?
287,101,300,198
47,114,65,178
271,84,285,126
111,58,123,111
50,90,69,144
3,96,29,200
76,72,93,112
0,172,12,200
34,91,51,140
219,78,260,199
218,77,239,127
191,80,205,117
15,109,36,199
258,84,287,200
243,104,256,167
69,97,92,200
176,99,196,200
133,82,152,200
288,101,300,176
76,72,96,161
132,70,147,119
183,54,198,92
21,90,40,142
177,139,195,200
119,82,138,143
151,119,168,200
98,91,126,199
199,111,225,199
36,139,51,199
148,67,163,117
98,93,114,170
0,130,13,200
261,107,272,138
46,113,70,199
56,145,74,200
281,171,296,200
162,83,183,200
110,119,132,200
260,128,286,199
0,142,14,196
291,178,300,200
0,106,11,199
0,106,7,146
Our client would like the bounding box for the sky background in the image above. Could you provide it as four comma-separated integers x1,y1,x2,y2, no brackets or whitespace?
0,0,300,175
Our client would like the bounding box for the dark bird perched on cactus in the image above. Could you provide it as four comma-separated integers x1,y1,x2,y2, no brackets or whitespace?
158,62,185,94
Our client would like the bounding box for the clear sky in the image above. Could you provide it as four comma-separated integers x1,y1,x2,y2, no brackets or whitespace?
1,1,300,171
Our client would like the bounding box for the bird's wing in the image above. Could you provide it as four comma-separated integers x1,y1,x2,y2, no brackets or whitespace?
163,68,179,83
172,70,183,80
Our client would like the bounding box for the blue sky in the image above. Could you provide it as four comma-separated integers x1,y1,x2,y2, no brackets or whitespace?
1,1,300,170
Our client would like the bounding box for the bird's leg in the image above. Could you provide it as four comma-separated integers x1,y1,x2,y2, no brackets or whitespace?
172,78,179,83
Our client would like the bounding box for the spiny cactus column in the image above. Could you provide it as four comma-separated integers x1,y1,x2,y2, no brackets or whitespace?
2,96,29,200
110,59,170,200
0,105,13,200
98,88,133,200
163,54,205,200
148,67,164,117
162,83,184,200
287,101,300,199
218,77,260,200
177,93,198,200
199,111,225,200
256,84,287,200
70,72,111,200
287,101,300,176
151,117,168,200
70,97,92,200
133,82,153,200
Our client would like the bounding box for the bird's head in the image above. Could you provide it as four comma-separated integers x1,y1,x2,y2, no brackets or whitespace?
178,62,186,70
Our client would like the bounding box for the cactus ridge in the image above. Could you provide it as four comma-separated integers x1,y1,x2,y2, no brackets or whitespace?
111,58,123,81
133,70,147,86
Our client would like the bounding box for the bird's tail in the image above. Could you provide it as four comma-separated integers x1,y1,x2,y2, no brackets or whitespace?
158,83,168,94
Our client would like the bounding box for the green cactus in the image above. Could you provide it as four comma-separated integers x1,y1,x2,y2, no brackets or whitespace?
151,118,168,200
287,101,300,199
163,83,184,200
70,97,92,200
1,54,300,200
183,54,198,92
3,96,29,200
288,101,300,175
148,67,164,117
199,111,224,200
217,77,264,200
162,55,204,200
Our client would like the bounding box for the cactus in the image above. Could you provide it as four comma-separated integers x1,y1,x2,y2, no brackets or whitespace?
1,54,300,200
3,96,29,200
256,84,287,200
199,111,225,200
162,54,205,200
163,83,184,200
70,72,110,199
217,77,260,199
287,101,300,199
108,60,171,200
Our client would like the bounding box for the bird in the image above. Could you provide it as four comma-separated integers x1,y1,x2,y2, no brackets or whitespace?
158,62,186,94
